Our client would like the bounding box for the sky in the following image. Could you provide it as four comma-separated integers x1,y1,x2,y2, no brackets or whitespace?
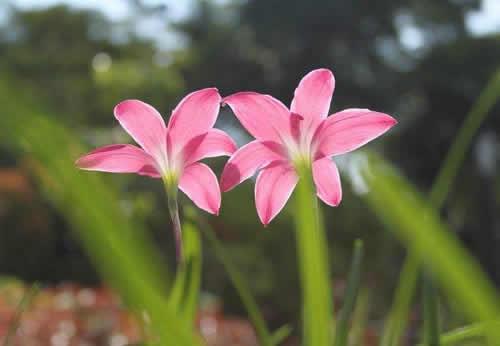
6,0,500,49
11,0,189,21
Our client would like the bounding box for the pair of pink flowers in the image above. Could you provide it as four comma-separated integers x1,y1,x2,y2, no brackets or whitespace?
77,69,396,225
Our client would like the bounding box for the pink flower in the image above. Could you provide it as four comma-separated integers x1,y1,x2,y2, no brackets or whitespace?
76,88,236,215
221,69,397,225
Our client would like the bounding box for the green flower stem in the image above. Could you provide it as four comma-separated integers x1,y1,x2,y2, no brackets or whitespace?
163,180,183,264
293,163,333,346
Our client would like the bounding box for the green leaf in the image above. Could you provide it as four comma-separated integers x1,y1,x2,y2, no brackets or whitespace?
0,77,200,346
379,255,419,346
270,325,293,345
379,67,500,345
200,218,275,346
356,151,500,341
293,164,333,346
349,289,370,346
422,274,440,346
334,239,364,346
440,322,498,344
180,211,203,325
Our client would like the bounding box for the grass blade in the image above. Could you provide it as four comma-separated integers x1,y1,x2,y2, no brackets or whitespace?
293,164,333,346
422,274,440,346
440,322,497,344
180,211,202,325
167,209,202,327
270,325,293,345
0,78,200,346
334,239,364,346
358,151,500,340
379,67,500,344
3,283,40,346
200,218,275,346
379,255,419,346
349,289,370,346
430,68,500,208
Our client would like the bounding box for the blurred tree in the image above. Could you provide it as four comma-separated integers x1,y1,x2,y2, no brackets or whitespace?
0,3,183,127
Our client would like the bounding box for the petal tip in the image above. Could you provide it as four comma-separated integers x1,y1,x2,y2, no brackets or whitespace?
113,99,141,117
307,68,335,82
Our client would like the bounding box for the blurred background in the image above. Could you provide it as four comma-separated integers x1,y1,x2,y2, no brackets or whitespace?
0,0,499,344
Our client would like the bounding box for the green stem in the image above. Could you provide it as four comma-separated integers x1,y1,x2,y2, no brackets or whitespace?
164,183,183,264
422,274,440,346
293,164,333,346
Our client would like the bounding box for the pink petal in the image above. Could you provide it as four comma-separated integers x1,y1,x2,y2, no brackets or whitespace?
312,157,342,206
182,129,237,166
291,68,335,122
314,109,397,158
220,140,286,192
223,92,291,142
167,88,221,155
255,161,298,225
179,162,221,215
76,144,160,178
114,100,167,158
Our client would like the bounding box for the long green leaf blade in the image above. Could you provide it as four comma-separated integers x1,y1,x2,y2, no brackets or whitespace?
293,164,333,346
334,239,364,346
358,151,500,340
201,219,275,346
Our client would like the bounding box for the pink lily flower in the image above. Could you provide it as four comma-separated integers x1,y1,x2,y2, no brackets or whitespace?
76,88,237,215
221,69,397,225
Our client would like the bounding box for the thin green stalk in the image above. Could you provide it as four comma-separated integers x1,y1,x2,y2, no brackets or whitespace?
163,182,184,264
440,322,497,344
383,67,500,344
201,220,274,346
293,164,333,346
179,215,202,325
270,325,293,345
334,240,364,346
349,289,370,346
422,275,440,346
429,68,500,208
417,322,500,345
4,283,40,346
380,254,419,346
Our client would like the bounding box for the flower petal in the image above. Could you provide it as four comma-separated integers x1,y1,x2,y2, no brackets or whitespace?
114,100,167,158
76,144,160,178
179,162,221,215
291,68,335,121
314,109,397,157
182,129,237,166
167,88,221,154
223,92,291,142
312,157,342,206
255,161,298,225
220,140,286,192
